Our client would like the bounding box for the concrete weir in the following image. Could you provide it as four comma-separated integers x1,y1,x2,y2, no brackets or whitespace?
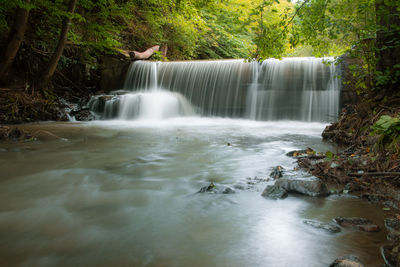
93,57,341,122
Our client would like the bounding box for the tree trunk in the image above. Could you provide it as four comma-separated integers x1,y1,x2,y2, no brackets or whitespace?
161,44,168,58
129,46,160,60
39,0,77,90
375,0,400,91
0,0,31,84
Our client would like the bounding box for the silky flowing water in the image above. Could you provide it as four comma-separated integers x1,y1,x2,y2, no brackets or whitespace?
0,119,387,266
0,57,388,266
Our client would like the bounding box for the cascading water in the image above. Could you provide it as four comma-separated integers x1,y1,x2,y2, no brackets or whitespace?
88,61,195,120
89,57,341,122
89,91,195,120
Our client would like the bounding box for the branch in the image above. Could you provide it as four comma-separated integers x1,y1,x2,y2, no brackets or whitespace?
348,172,400,177
282,0,310,33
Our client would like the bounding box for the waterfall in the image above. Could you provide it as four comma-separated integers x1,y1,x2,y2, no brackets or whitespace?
89,57,341,122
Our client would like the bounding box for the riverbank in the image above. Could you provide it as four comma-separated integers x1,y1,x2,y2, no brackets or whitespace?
294,99,400,266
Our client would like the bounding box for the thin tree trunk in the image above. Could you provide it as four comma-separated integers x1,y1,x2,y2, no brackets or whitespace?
375,0,400,91
0,0,31,83
39,0,77,89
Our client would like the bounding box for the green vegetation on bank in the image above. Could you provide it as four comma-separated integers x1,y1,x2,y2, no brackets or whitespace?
0,0,399,135
1,0,398,79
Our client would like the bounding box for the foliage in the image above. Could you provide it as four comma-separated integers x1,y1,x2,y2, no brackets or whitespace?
371,115,400,153
150,51,167,61
1,0,399,91
0,0,297,62
0,0,35,31
290,0,400,91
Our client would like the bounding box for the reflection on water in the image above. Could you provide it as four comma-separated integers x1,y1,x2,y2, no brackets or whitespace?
0,118,386,266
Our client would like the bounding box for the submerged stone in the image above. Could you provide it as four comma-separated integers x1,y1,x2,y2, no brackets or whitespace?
261,185,288,199
198,182,235,194
222,187,235,194
274,177,330,197
303,219,341,233
198,182,217,193
286,147,315,157
71,109,95,121
381,243,400,267
333,217,380,232
385,218,400,233
269,165,284,179
0,125,11,140
329,255,364,267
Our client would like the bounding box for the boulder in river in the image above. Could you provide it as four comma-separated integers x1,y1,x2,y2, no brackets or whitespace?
286,147,315,157
333,217,380,232
198,182,218,193
198,182,235,194
385,218,400,233
70,109,96,121
269,165,284,179
261,185,288,199
329,255,364,267
222,187,235,194
303,219,341,233
0,125,11,139
381,243,400,267
274,177,330,197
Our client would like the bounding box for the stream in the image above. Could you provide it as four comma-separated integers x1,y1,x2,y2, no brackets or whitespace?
0,118,387,266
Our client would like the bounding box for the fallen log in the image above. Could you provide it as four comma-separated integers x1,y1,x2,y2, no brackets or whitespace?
348,172,400,177
129,45,160,60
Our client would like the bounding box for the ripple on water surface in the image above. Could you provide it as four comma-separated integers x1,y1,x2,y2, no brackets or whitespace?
0,119,387,266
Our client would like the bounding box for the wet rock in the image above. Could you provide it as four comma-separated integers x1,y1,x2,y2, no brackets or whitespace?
333,217,372,226
381,243,400,267
286,147,315,157
198,182,235,194
385,218,400,234
303,219,341,233
384,201,398,209
70,109,95,121
344,182,362,193
361,194,386,203
270,165,284,179
222,187,235,194
333,217,380,232
261,185,288,199
0,125,11,139
8,127,22,140
356,224,380,232
87,95,114,114
198,182,218,193
0,126,28,141
329,255,364,267
387,231,400,242
274,177,330,197
233,183,246,190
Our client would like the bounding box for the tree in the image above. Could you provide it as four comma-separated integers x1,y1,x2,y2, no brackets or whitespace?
39,0,77,90
375,0,400,93
286,0,399,91
0,0,31,84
